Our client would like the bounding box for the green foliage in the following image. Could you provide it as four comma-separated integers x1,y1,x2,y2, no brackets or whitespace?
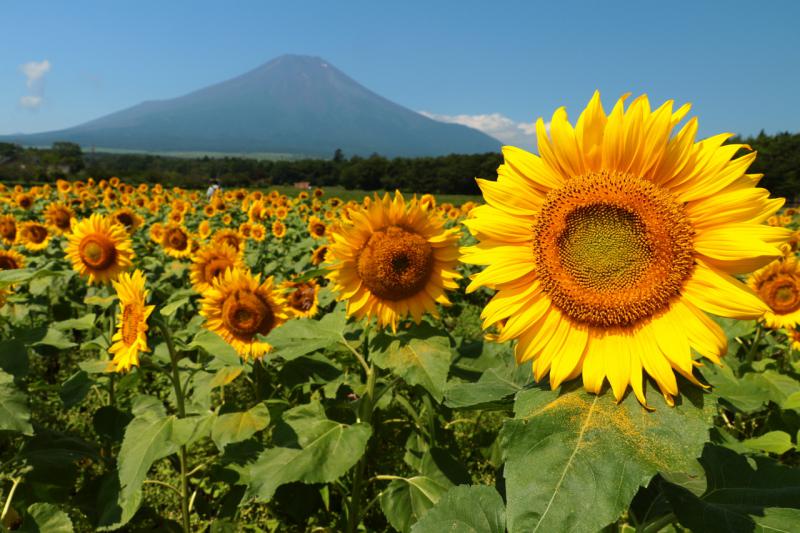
500,386,715,532
0,370,33,434
411,485,506,533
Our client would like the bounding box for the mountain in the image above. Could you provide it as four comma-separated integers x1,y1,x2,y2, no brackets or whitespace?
2,55,501,157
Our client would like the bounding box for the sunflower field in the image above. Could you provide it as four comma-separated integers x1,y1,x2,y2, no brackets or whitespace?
2,93,800,533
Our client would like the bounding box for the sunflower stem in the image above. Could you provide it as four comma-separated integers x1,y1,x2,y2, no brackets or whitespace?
348,363,376,533
640,511,676,533
155,318,191,533
107,300,116,406
1,476,22,523
744,326,763,368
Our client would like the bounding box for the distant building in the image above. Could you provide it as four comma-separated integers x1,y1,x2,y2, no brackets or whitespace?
294,181,311,190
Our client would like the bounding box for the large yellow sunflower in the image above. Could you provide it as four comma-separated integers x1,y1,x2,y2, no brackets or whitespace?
748,256,800,329
461,92,789,407
199,268,289,360
190,243,245,293
108,270,154,372
66,214,134,284
327,191,461,331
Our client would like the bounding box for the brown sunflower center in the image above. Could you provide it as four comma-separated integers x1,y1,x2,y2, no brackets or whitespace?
19,196,32,209
52,209,72,230
80,236,118,270
288,283,316,312
0,255,21,270
26,225,48,243
165,228,189,250
0,222,15,241
312,223,326,236
763,276,800,314
203,258,234,283
116,212,134,228
121,304,143,345
222,290,275,339
533,170,695,328
357,225,434,301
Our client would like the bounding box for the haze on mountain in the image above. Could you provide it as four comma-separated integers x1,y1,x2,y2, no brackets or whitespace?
2,55,501,158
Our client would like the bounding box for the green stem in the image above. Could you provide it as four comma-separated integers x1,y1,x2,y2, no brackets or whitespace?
1,476,22,523
744,326,763,368
640,512,676,533
107,300,116,406
155,318,191,533
347,357,377,533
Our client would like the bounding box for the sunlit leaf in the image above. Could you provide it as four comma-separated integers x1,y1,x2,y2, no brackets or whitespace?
411,485,506,533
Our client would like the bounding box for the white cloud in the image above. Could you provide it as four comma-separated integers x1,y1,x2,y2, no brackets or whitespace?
21,60,51,89
419,110,545,148
19,95,43,109
19,59,51,110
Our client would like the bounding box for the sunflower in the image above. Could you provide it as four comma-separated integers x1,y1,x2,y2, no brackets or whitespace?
251,223,266,242
108,270,154,372
43,202,75,234
198,220,212,239
190,243,245,293
281,278,320,318
311,244,329,266
327,191,461,331
161,224,193,258
18,222,51,252
307,216,327,239
66,214,134,284
112,207,144,233
149,222,165,244
748,256,800,329
0,215,17,245
461,92,789,407
0,249,25,271
212,228,245,253
419,194,436,211
14,193,34,210
272,220,287,239
199,268,289,360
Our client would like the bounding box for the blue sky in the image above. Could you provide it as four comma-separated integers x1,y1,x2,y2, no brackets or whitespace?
1,0,798,147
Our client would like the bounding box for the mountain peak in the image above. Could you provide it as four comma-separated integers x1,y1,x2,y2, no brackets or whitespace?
1,55,501,157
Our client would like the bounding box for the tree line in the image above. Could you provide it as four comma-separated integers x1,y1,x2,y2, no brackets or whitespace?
1,130,797,199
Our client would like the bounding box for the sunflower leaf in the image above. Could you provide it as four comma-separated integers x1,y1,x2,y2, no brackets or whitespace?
500,385,714,533
410,485,506,533
379,476,452,533
262,305,347,360
0,370,33,435
661,444,800,533
370,323,453,402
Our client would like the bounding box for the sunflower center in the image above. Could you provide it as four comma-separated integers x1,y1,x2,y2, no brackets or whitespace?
533,170,695,328
121,304,143,345
27,225,48,243
204,258,233,283
357,225,434,301
116,213,134,228
764,277,800,314
221,290,275,339
165,229,188,250
0,256,20,270
289,283,316,312
53,210,71,230
312,223,325,236
80,236,117,270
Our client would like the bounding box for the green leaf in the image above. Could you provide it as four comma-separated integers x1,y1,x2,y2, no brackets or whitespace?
17,326,77,350
212,403,271,451
371,323,453,402
500,386,714,533
701,364,770,413
18,503,73,533
445,362,530,410
0,267,61,289
411,485,506,533
380,476,452,533
171,414,215,447
117,396,177,504
188,329,241,365
160,290,195,317
53,313,97,331
84,294,117,309
0,338,28,377
0,370,32,434
783,391,800,411
662,444,800,533
742,431,795,455
263,306,347,360
59,370,94,408
750,370,800,406
239,400,371,501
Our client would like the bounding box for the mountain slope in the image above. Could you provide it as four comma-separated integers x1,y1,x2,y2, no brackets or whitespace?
3,55,501,157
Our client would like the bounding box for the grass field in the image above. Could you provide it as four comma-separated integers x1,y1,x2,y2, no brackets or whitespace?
268,184,482,205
